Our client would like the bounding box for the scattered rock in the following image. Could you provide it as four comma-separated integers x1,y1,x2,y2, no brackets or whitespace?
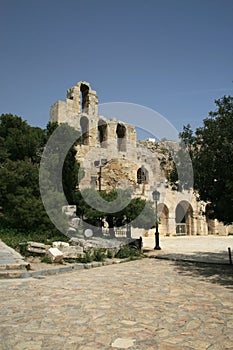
47,248,64,263
53,241,70,248
59,246,85,259
69,236,136,257
27,242,50,254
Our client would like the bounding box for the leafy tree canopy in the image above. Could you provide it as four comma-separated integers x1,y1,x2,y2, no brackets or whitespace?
0,115,80,233
74,188,154,231
0,114,45,163
178,96,233,225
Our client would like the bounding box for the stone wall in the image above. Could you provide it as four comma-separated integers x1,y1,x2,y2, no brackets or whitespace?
49,81,229,236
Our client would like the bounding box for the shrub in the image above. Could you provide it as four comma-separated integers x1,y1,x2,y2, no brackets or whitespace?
40,255,52,264
107,249,113,259
93,248,105,262
115,246,140,259
79,251,93,263
0,226,69,254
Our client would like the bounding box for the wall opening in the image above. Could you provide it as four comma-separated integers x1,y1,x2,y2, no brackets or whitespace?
98,120,108,148
80,84,89,113
137,167,148,184
67,88,74,100
116,123,126,152
175,201,194,235
80,116,89,145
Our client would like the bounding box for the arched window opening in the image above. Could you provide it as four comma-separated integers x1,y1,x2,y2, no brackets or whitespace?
80,116,89,145
116,123,126,152
98,120,108,148
137,167,148,184
80,84,89,113
175,201,194,235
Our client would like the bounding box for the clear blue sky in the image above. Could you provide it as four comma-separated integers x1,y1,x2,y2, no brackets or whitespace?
0,0,232,135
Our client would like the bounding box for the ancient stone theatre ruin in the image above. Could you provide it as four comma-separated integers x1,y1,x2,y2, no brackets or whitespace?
50,81,231,236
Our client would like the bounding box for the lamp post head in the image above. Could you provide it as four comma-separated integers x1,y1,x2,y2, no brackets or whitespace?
152,190,160,201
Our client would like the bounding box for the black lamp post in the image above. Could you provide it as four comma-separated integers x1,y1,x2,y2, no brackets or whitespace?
152,190,161,250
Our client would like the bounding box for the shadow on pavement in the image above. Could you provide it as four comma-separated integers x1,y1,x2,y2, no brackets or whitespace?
156,250,232,263
164,252,233,289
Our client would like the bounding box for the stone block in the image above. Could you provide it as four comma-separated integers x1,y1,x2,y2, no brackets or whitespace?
59,246,84,259
27,242,50,254
47,248,64,263
52,241,70,248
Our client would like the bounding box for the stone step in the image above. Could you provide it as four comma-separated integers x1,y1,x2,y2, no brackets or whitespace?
0,269,29,279
0,240,30,278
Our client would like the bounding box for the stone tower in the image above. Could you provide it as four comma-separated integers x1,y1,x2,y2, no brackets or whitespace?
50,81,138,189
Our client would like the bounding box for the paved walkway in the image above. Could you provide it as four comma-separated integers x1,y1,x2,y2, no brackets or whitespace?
0,235,233,279
143,235,233,264
0,257,233,350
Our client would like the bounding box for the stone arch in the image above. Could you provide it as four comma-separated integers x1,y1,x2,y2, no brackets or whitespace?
98,119,108,148
116,123,126,152
175,200,194,235
80,83,89,113
137,167,149,184
158,203,169,236
80,116,89,145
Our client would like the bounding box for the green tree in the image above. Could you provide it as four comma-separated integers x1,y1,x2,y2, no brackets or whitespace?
0,114,47,230
41,122,82,203
166,145,194,191
178,96,233,224
0,114,45,163
193,96,233,224
74,188,154,234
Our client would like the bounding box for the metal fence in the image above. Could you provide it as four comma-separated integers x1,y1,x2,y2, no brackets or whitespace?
176,223,188,235
114,227,127,238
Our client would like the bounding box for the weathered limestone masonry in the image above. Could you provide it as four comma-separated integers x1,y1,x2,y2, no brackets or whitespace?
50,81,231,236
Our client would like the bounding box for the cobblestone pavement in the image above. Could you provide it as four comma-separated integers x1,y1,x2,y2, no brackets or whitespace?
1,258,233,350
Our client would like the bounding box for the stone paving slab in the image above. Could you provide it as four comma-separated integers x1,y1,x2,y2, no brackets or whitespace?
0,258,233,349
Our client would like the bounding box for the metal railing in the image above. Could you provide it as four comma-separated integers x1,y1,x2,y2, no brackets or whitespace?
176,223,188,235
114,227,127,238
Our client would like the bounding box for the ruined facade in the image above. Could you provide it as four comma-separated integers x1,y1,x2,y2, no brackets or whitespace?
50,81,231,236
